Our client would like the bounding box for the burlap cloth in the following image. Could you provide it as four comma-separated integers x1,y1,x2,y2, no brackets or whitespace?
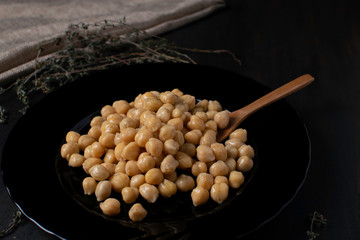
0,0,225,87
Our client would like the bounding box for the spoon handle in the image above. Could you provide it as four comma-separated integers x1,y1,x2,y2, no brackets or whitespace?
234,74,315,119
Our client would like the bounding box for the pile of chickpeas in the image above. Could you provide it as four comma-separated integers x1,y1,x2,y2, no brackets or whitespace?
60,89,254,222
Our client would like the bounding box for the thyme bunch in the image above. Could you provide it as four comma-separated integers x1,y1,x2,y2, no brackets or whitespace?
306,211,327,239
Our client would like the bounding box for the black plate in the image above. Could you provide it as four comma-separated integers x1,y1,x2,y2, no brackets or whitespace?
1,63,310,239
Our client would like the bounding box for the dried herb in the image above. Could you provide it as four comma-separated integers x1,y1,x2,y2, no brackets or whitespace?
0,210,22,238
306,211,327,239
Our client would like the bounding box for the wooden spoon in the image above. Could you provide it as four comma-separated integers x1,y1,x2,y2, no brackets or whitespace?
216,74,315,142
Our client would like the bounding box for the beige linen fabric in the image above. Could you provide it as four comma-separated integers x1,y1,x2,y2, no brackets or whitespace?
0,0,225,86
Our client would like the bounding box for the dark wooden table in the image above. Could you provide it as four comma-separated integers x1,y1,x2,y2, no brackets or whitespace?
1,0,359,239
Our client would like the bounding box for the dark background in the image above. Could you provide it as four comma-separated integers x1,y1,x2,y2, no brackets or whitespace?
1,0,359,239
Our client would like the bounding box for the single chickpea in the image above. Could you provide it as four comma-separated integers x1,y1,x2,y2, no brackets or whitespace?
211,143,228,161
137,154,155,173
107,113,124,125
160,155,179,174
82,177,97,195
122,142,140,161
61,142,80,160
179,143,196,157
214,176,228,184
225,158,237,172
236,156,254,173
229,171,245,189
95,180,112,202
66,131,80,143
196,145,215,163
156,107,171,123
114,160,126,174
114,142,126,161
158,179,177,198
225,138,244,149
125,160,142,176
101,105,116,118
226,145,239,159
172,108,184,120
145,138,163,157
195,111,208,123
205,120,218,132
101,163,116,176
174,130,185,146
175,151,193,170
103,149,117,164
199,132,216,146
143,97,163,112
208,100,222,112
159,125,176,142
196,173,214,190
88,125,101,140
175,174,195,192
139,183,159,203
196,99,208,111
172,88,183,96
110,172,130,193
209,160,229,177
191,186,209,206
129,203,147,222
121,187,139,204
160,91,179,105
185,129,202,145
101,121,120,134
83,145,92,158
99,133,115,149
113,100,131,114
130,174,145,188
229,128,247,142
210,182,229,204
118,127,137,144
187,115,205,131
83,157,103,174
127,108,144,122
167,118,183,131
206,111,218,120
181,94,196,110
77,134,95,151
90,141,105,158
238,144,255,159
68,153,85,167
145,168,164,185
163,139,180,155
164,171,178,182
191,161,208,177
100,198,121,216
145,115,162,132
90,116,105,127
89,164,110,181
134,127,153,148
214,110,230,129
119,117,138,132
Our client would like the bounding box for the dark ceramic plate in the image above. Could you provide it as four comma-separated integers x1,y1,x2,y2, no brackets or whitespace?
1,63,310,239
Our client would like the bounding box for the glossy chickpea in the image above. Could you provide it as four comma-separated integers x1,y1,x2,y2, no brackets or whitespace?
61,142,80,160
209,160,229,177
185,129,202,145
205,120,217,132
88,125,101,140
145,168,164,185
77,134,95,151
229,171,244,189
156,107,171,123
101,105,116,118
225,158,237,172
226,145,239,159
175,174,195,192
90,141,105,158
139,183,159,203
110,172,130,193
191,186,209,206
127,108,144,122
206,110,217,120
214,176,228,184
129,203,147,222
180,143,196,157
225,138,244,149
107,113,124,125
95,180,112,202
113,100,131,114
82,177,97,195
145,115,162,132
163,139,180,155
160,155,179,174
145,138,163,157
238,144,255,159
181,94,196,110
103,149,117,164
68,153,85,167
236,156,254,173
214,110,230,129
82,157,103,174
229,128,247,142
210,182,229,204
119,117,138,132
122,142,140,161
174,130,185,146
196,173,214,190
121,187,139,204
187,115,205,131
196,145,215,163
125,160,142,177
134,127,153,148
114,142,126,160
83,145,92,158
99,133,115,149
175,151,193,170
89,164,110,181
101,163,116,176
118,127,137,144
90,116,105,127
167,118,183,131
199,132,216,146
137,153,155,173
159,125,176,142
100,198,121,216
158,179,177,198
66,131,80,143
191,161,208,176
211,143,228,161
130,174,145,188
164,171,178,182
101,121,120,134
114,160,126,174
196,99,208,111
208,100,222,112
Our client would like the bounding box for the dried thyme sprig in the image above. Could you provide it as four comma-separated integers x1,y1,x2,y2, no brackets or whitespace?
306,211,327,239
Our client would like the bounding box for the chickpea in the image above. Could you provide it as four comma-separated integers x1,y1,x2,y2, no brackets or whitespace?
196,145,215,162
208,100,222,112
185,129,202,145
205,120,217,132
66,131,80,143
83,157,103,174
211,143,228,161
139,183,159,203
143,97,163,112
101,105,116,118
89,164,110,181
99,133,115,149
210,182,229,204
125,160,142,176
103,149,117,164
214,110,230,129
160,155,179,174
172,108,184,120
95,180,112,202
191,186,209,206
229,171,245,189
110,172,130,193
101,121,120,134
214,176,228,184
101,163,116,176
175,151,193,170
159,125,176,142
82,177,97,195
118,127,137,144
206,110,218,120
145,168,164,185
90,141,105,158
167,118,183,131
175,174,195,192
225,158,237,172
114,160,126,174
174,130,185,146
238,144,255,159
100,198,121,216
77,134,95,151
153,153,165,168
145,138,163,157
90,116,105,127
107,113,124,125
196,173,214,190
229,128,247,142
113,100,131,114
68,153,85,167
122,142,140,161
121,187,139,204
127,108,144,121
134,127,153,148
164,171,177,182
114,142,126,161
181,94,196,110
209,160,229,177
180,143,196,157
129,203,147,222
199,132,216,146
237,156,254,173
187,115,205,131
158,179,177,198
172,88,183,96
163,139,180,155
119,117,138,132
137,153,155,173
61,142,80,160
191,161,208,176
130,174,145,188
88,125,101,140
196,99,208,111
225,138,244,149
226,145,239,159
145,115,162,132
83,145,92,158
156,107,171,123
